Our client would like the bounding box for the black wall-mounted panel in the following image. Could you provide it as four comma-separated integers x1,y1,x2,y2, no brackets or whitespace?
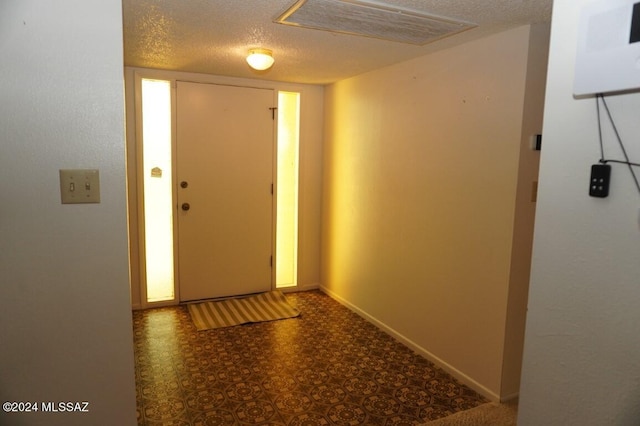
631,2,640,43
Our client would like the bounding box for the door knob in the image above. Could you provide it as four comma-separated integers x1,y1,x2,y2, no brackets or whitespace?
180,181,188,188
181,203,190,211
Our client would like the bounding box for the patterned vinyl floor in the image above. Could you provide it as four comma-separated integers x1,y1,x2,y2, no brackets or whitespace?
133,290,486,425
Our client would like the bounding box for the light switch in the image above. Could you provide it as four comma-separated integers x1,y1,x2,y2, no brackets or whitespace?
59,169,100,204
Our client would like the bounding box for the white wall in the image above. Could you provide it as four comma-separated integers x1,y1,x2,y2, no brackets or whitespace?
0,2,137,425
518,1,640,424
501,23,549,398
322,25,548,400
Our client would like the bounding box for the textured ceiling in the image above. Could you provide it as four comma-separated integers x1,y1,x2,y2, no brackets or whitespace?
122,0,552,85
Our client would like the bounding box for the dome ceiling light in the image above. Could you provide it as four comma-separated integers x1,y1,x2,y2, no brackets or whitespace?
246,48,275,71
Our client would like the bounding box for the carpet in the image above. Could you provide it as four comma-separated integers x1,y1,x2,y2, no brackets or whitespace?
423,401,517,425
187,290,300,330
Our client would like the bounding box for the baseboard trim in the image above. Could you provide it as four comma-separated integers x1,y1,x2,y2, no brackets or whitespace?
319,285,501,402
297,283,320,292
499,391,519,403
280,283,320,293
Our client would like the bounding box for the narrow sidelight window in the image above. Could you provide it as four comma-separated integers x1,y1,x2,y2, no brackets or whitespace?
276,91,300,288
141,79,175,302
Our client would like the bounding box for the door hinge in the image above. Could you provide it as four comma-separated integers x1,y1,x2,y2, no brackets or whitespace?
269,107,277,120
270,255,273,268
271,183,274,194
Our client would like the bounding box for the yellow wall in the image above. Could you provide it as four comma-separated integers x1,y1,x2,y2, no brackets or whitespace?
321,25,548,400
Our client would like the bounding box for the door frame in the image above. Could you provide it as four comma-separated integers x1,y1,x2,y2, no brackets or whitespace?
131,70,280,309
127,68,316,310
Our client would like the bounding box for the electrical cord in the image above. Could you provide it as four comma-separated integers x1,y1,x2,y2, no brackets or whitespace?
596,93,640,196
596,93,605,161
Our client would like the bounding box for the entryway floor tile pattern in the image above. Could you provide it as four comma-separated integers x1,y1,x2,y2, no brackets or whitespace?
133,290,486,425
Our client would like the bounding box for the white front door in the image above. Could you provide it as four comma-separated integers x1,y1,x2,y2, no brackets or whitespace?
176,81,274,301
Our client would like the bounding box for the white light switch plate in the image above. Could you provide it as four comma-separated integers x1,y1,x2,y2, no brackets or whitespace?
59,169,100,204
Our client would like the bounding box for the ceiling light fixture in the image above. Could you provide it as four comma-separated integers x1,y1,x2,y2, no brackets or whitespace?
246,48,275,71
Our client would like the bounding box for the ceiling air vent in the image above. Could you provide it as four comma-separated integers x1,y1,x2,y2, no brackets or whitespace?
275,0,476,45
